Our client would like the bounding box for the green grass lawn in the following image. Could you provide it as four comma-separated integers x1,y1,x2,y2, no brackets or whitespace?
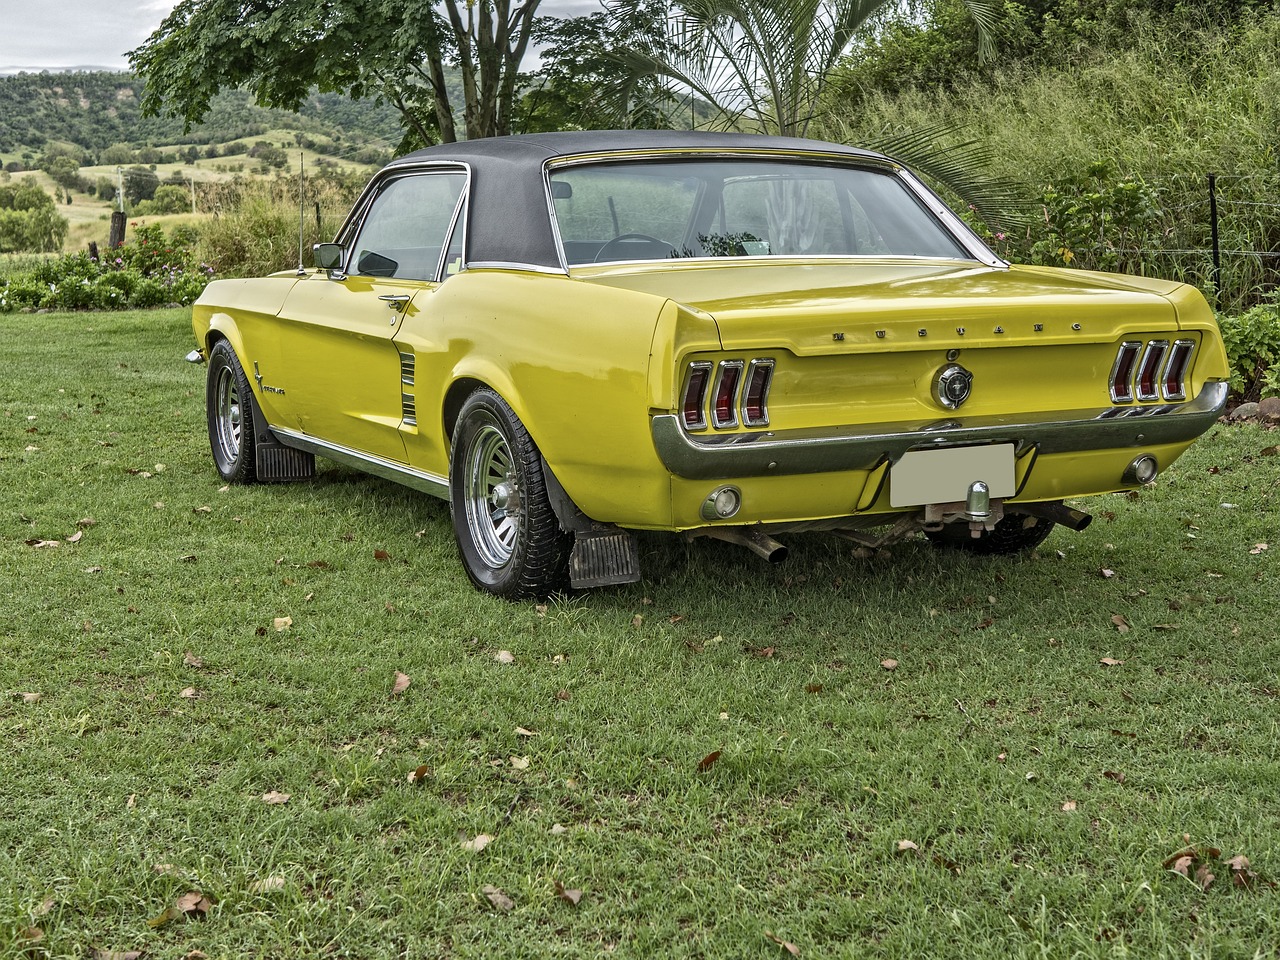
2,309,1278,959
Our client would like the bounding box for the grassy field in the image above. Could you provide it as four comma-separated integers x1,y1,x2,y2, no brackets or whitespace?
2,310,1278,959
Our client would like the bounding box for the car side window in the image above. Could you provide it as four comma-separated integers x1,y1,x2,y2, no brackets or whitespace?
349,172,467,281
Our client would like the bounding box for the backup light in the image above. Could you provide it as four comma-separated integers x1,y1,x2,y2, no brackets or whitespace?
701,485,742,521
1123,454,1159,485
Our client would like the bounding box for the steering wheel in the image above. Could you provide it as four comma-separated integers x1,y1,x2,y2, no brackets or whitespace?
594,233,671,263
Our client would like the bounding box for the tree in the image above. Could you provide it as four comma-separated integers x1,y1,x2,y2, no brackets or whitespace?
618,0,997,139
123,166,160,205
129,0,543,146
0,182,68,253
520,2,681,132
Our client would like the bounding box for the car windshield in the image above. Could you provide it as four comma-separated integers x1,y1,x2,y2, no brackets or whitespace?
550,158,970,266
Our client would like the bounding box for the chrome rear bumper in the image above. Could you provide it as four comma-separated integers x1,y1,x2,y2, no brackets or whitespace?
651,381,1227,480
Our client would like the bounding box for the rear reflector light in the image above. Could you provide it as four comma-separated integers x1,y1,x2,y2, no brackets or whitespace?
712,361,743,428
1136,340,1169,401
743,359,774,427
1110,342,1141,403
682,362,712,430
1162,339,1195,401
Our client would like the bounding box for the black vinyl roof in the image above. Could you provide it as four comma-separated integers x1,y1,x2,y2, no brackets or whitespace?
383,131,891,272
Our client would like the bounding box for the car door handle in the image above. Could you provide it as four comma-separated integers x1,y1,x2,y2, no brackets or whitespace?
379,294,411,322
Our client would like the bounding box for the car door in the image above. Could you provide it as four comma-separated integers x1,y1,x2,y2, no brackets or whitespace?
269,169,467,463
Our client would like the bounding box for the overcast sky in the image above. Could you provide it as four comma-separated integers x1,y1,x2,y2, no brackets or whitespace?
0,0,601,73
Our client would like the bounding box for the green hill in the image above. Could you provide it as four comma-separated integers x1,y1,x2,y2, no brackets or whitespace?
0,70,403,163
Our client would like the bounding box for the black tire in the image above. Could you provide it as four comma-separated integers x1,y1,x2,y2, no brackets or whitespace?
449,388,571,599
206,339,257,484
926,513,1056,555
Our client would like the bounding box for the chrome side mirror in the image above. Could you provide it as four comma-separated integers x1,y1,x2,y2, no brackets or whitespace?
313,242,345,272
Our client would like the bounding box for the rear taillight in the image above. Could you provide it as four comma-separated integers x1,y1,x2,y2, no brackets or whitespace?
681,358,774,431
742,359,774,427
682,362,711,430
1111,339,1195,404
712,361,743,428
1162,339,1195,401
1136,340,1169,401
1110,342,1141,403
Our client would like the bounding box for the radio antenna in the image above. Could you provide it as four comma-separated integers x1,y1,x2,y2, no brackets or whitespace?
296,152,307,276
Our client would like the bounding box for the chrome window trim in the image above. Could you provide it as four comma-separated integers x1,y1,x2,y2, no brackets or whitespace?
466,260,570,275
544,151,998,270
335,161,473,283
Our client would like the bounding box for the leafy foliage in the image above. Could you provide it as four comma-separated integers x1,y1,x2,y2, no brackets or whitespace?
1216,298,1280,402
129,0,542,146
0,223,213,312
0,181,68,253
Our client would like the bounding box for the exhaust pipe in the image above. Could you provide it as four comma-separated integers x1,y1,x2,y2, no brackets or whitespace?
700,525,789,563
1014,501,1092,531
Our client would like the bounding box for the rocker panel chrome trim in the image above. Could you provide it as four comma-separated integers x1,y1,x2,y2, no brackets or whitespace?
271,427,449,498
650,381,1227,480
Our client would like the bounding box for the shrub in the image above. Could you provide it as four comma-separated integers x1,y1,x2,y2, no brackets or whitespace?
1217,299,1280,401
0,222,216,312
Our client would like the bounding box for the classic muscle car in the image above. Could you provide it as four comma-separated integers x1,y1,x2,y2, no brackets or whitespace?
189,130,1229,598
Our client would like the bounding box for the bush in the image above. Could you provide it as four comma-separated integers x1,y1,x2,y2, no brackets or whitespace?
1217,299,1280,401
0,222,216,312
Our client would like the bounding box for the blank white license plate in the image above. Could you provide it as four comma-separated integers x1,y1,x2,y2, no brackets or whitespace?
889,443,1016,507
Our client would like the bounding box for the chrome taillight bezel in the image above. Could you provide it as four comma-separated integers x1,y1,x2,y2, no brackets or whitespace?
1135,340,1169,402
742,359,775,427
711,360,744,429
1162,339,1195,401
1110,341,1142,403
681,361,713,431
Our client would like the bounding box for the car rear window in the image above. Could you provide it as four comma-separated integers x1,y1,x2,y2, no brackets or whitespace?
550,158,969,265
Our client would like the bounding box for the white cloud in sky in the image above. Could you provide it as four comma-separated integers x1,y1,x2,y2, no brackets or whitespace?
0,0,604,73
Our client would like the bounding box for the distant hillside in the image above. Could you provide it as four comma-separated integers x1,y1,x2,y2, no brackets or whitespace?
0,70,404,160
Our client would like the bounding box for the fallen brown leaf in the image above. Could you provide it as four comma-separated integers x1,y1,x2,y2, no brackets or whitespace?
373,549,390,561
272,616,292,631
261,791,291,805
1099,657,1124,667
66,530,84,543
554,880,583,906
20,692,40,703
896,839,919,853
493,650,515,664
764,930,800,956
555,688,570,701
514,726,538,737
178,687,197,699
696,749,722,772
91,949,144,960
1196,863,1216,891
1102,770,1126,784
880,659,899,671
1110,614,1130,633
461,833,493,853
183,651,204,669
804,683,824,694
250,877,286,894
1062,800,1077,812
407,764,430,784
482,884,514,911
391,671,411,696
510,756,530,770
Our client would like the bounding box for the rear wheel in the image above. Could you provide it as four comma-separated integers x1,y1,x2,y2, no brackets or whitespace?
449,388,570,599
206,340,257,483
926,513,1056,555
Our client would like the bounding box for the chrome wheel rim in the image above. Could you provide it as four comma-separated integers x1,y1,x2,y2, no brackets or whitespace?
464,422,521,569
213,365,242,464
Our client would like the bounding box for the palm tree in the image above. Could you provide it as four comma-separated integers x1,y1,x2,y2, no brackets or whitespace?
612,0,1017,226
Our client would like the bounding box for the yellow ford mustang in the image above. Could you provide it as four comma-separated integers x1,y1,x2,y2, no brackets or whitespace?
189,131,1229,598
